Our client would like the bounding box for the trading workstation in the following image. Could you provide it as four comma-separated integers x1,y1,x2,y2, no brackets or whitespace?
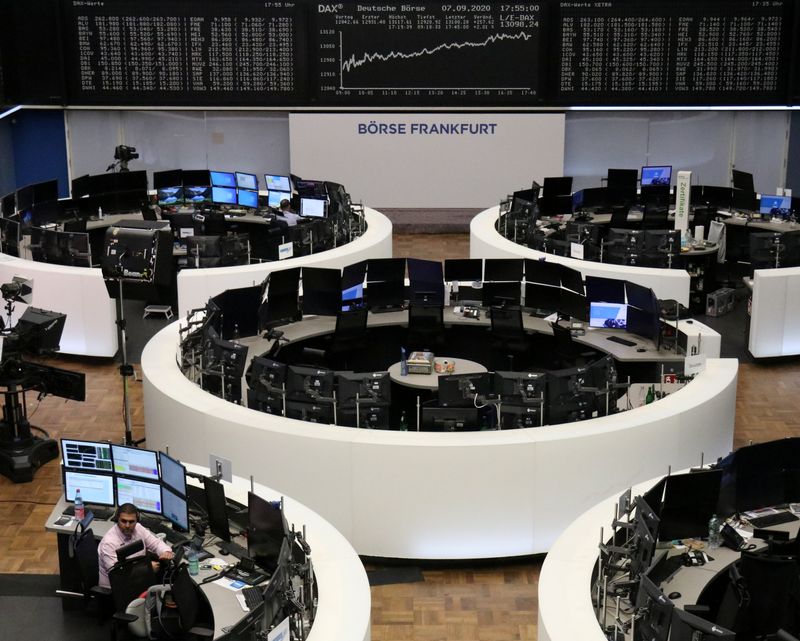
46,439,323,640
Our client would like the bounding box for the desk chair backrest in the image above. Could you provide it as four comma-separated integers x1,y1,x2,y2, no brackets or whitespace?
334,307,368,343
609,206,629,228
171,565,212,635
109,555,159,614
408,303,444,333
738,551,800,638
641,205,669,230
490,306,524,339
70,527,100,597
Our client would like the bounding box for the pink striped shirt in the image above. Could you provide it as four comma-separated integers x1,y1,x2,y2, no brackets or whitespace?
97,522,171,588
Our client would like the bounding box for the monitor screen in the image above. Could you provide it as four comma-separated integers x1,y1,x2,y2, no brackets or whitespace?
210,171,236,188
183,186,212,204
641,166,672,186
111,444,160,481
444,259,482,282
484,258,523,282
161,485,189,531
524,258,562,287
159,451,186,497
626,281,657,312
543,176,573,196
760,194,792,216
211,186,237,205
265,174,291,192
61,438,113,472
268,190,291,208
248,491,287,571
235,172,258,191
589,302,628,329
301,266,341,316
203,477,231,542
670,608,735,641
607,168,639,191
63,468,115,506
115,476,162,514
236,189,258,209
658,469,723,541
585,276,626,304
153,169,183,190
732,169,755,193
157,186,183,206
299,197,326,218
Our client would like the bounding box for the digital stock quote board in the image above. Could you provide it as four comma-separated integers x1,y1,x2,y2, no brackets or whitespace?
312,2,547,106
553,0,794,106
62,0,309,106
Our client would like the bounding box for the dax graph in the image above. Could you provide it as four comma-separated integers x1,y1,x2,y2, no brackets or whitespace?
314,3,545,105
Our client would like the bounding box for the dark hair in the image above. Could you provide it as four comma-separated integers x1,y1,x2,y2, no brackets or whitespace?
279,199,291,209
117,503,140,519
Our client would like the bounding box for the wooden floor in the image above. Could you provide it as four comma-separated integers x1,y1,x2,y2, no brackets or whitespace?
0,232,798,641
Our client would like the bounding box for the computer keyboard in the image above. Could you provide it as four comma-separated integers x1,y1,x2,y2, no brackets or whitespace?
221,540,249,560
63,505,114,520
139,516,189,544
607,335,637,347
235,586,264,612
748,511,799,529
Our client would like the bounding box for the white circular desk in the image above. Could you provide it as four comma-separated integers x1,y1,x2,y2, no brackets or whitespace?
470,206,693,307
143,320,737,560
387,357,486,390
176,207,393,317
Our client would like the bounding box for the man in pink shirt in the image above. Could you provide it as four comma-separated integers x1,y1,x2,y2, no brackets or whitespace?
98,503,174,589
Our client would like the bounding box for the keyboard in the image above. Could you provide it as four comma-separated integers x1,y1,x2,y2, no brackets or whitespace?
235,586,264,612
139,517,189,544
220,540,249,560
748,511,799,529
63,505,114,520
607,335,637,347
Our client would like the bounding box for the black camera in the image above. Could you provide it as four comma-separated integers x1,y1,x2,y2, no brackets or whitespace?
114,145,139,162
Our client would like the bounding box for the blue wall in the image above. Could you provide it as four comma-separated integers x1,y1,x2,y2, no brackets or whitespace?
11,109,68,197
0,117,14,195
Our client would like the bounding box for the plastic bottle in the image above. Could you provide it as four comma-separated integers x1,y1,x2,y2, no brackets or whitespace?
399,410,408,431
98,206,103,220
708,514,721,549
74,489,85,522
188,553,199,576
400,347,408,377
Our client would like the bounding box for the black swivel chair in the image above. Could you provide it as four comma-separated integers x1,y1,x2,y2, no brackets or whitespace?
609,205,630,228
170,565,214,640
734,551,800,640
327,307,368,368
407,303,444,351
550,322,596,369
69,521,112,617
641,205,669,230
108,553,159,640
489,306,529,370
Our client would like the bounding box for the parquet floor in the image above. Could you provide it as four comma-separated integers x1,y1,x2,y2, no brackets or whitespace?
0,232,798,641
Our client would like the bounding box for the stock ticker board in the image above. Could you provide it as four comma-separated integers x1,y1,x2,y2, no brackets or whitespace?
554,0,793,105
62,0,308,105
312,2,546,105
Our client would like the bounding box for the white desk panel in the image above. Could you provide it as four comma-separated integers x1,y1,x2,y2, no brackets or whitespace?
176,207,392,317
749,266,800,358
470,207,692,307
0,254,117,357
143,322,736,560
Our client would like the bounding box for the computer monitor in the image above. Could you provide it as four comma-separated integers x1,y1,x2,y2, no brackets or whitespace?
186,236,221,268
437,372,493,407
62,468,115,506
607,168,638,192
407,258,445,304
210,171,236,188
658,469,723,541
559,265,584,294
626,282,657,313
286,366,335,402
524,259,562,287
634,574,674,641
338,403,391,429
299,197,326,218
111,444,160,481
248,357,287,394
236,189,258,209
268,190,291,208
337,371,391,407
627,306,660,343
265,174,291,192
211,186,237,206
640,166,672,187
115,476,162,515
2,192,16,217
628,513,657,579
484,258,524,282
732,169,755,193
482,281,521,307
700,186,733,209
159,451,187,497
589,302,628,329
498,404,542,429
585,276,625,304
157,186,183,207
367,280,406,310
421,406,480,432
760,194,792,217
670,608,735,641
182,170,210,187
444,258,482,282
494,371,546,403
203,476,231,542
558,290,588,321
161,485,189,531
61,438,113,472
300,266,341,316
235,172,258,191
211,338,249,380
183,185,212,204
248,491,287,571
285,400,335,424
524,283,561,312
546,366,596,424
153,169,183,191
543,176,573,196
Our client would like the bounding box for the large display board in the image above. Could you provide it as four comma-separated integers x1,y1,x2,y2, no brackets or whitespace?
61,0,308,105
2,0,800,107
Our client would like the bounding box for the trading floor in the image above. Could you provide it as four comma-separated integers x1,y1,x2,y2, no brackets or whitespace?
0,232,798,641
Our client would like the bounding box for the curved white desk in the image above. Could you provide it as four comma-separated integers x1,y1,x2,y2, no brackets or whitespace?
749,265,800,357
470,206,692,306
143,319,737,560
0,253,117,357
176,207,393,317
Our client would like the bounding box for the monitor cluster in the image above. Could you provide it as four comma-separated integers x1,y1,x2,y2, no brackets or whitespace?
60,439,189,531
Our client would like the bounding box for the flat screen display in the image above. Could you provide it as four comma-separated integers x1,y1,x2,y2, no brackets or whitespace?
159,451,186,496
63,469,115,506
157,186,183,206
210,171,236,188
111,444,160,481
184,186,212,204
211,186,237,205
235,172,258,191
268,190,291,208
237,189,258,209
300,197,326,218
161,485,189,531
641,166,672,186
759,194,791,216
115,476,162,515
61,438,113,472
265,175,291,192
589,302,628,329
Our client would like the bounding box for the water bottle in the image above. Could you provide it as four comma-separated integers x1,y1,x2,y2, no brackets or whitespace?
74,489,85,522
708,513,721,549
399,410,408,431
400,347,408,377
97,206,103,220
188,553,199,576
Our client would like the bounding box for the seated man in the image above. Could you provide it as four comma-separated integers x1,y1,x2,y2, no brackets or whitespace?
97,503,174,589
277,199,300,227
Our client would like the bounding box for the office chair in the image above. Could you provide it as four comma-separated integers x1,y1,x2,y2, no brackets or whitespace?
550,322,596,369
108,555,159,640
327,307,368,368
407,302,444,351
735,551,800,640
141,206,159,222
641,205,669,230
609,205,630,228
69,524,112,617
170,565,214,640
489,305,529,370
